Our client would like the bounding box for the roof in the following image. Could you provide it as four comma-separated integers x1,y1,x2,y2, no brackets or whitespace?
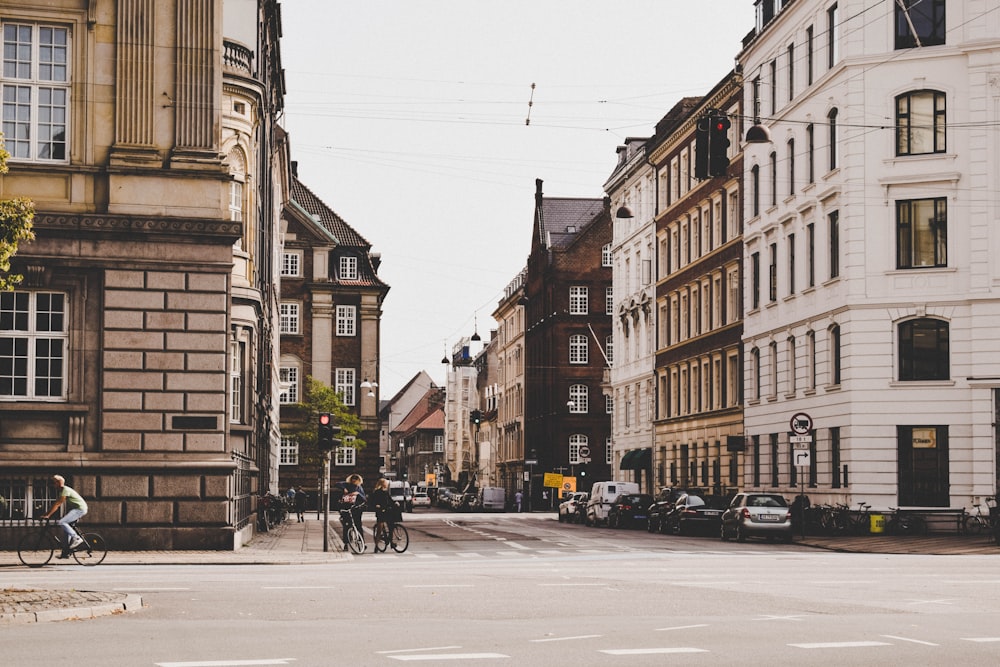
290,177,371,249
393,387,445,437
538,197,605,249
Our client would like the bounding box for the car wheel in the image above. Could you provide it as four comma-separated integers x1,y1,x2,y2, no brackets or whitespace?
736,525,747,543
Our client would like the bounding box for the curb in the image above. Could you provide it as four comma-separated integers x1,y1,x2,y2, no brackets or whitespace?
1,592,142,625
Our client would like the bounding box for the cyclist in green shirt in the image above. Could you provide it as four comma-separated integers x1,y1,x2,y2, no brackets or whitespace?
43,475,89,558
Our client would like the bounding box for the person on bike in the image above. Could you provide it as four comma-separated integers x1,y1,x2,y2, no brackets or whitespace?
294,487,308,522
370,478,401,548
42,475,88,558
334,474,365,550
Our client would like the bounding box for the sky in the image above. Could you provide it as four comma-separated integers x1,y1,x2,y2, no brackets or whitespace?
279,0,755,398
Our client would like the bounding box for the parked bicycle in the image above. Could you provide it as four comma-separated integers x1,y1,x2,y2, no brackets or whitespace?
886,507,927,536
963,497,996,536
18,517,107,567
373,519,409,553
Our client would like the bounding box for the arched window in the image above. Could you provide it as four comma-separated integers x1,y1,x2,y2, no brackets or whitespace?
751,347,761,400
899,318,949,380
829,324,841,385
569,434,588,464
827,108,838,171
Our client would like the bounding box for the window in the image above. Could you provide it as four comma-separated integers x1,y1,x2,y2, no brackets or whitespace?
569,334,588,364
230,340,245,423
339,256,358,280
606,335,614,365
0,476,58,519
829,324,841,385
279,302,300,335
606,437,613,465
569,286,588,314
334,444,356,466
336,368,356,406
569,434,587,464
602,244,612,267
787,42,794,101
828,210,839,279
751,347,761,400
768,243,777,303
828,108,838,171
751,252,761,310
806,330,817,390
281,252,301,277
279,365,298,404
787,336,797,395
897,198,947,269
787,138,795,195
769,59,777,115
606,286,614,315
827,3,839,69
336,305,356,336
280,437,299,465
896,90,946,156
229,180,243,222
787,233,796,295
606,393,613,415
895,0,945,50
769,151,777,207
0,291,67,399
768,341,778,398
1,23,69,161
434,435,444,453
899,318,949,381
806,25,814,85
568,384,588,413
806,124,815,183
751,165,760,217
806,222,816,287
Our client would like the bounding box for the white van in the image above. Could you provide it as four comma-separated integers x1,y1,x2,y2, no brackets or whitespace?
478,487,506,512
389,480,413,512
585,481,640,526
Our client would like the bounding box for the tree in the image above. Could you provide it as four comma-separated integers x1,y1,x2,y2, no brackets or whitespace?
0,134,36,290
287,376,366,463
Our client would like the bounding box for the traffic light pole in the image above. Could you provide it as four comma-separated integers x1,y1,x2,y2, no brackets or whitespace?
322,451,331,552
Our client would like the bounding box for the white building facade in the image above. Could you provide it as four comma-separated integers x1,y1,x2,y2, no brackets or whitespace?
739,0,1000,511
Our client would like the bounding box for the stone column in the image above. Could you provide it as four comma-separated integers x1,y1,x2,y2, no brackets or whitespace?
110,0,157,165
171,0,223,166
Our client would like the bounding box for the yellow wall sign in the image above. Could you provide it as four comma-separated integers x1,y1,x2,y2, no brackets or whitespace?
561,477,577,494
543,472,564,489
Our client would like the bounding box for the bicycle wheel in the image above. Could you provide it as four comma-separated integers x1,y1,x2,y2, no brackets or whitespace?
73,533,107,566
390,523,409,553
347,526,365,554
964,515,984,535
18,530,56,568
372,524,388,553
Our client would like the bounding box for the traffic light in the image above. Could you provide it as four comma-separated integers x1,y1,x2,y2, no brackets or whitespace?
694,116,710,180
470,409,482,426
317,412,340,451
709,113,731,177
579,463,588,479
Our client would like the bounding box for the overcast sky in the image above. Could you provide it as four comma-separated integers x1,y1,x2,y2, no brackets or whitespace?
279,0,755,398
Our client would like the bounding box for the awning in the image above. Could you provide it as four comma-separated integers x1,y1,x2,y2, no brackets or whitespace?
619,448,651,470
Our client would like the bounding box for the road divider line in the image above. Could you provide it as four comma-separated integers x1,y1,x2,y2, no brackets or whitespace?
530,634,602,643
387,653,508,661
789,641,892,649
377,646,462,654
880,635,939,646
656,624,710,632
600,648,708,655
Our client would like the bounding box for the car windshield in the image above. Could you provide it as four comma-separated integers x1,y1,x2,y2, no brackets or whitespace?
748,495,787,507
685,495,706,507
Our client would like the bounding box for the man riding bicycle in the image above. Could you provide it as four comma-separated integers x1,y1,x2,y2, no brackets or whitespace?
42,475,88,559
333,474,365,551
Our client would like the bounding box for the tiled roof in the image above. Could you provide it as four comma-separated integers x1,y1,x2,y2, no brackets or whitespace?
291,177,371,249
540,197,605,249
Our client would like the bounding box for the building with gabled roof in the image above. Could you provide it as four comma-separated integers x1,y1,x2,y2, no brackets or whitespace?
391,386,446,486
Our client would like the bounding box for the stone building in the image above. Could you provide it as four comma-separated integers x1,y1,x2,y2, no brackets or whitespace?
0,0,288,549
491,268,527,495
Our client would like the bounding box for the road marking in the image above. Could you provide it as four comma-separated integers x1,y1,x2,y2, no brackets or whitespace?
377,647,462,654
907,598,955,606
530,634,602,643
261,586,338,590
404,584,474,588
537,582,604,587
155,661,296,666
961,637,1000,643
881,635,939,646
656,624,710,632
790,641,891,649
114,587,191,591
755,615,808,621
600,648,708,655
456,552,484,558
504,541,530,550
387,653,508,661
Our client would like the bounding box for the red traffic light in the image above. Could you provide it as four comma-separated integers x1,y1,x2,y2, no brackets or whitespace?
319,413,331,425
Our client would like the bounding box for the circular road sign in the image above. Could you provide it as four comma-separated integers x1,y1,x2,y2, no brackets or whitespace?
790,412,813,435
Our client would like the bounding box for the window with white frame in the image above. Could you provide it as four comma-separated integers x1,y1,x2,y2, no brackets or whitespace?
569,434,587,464
336,367,356,406
334,443,356,466
606,335,613,365
230,340,245,423
568,384,588,413
279,365,298,404
602,243,612,267
1,23,69,162
605,437,612,464
569,334,588,364
279,302,300,334
606,286,614,315
606,393,613,415
569,286,588,314
336,305,356,336
0,291,67,399
434,435,444,453
280,437,299,465
281,252,301,277
339,256,358,280
0,476,58,520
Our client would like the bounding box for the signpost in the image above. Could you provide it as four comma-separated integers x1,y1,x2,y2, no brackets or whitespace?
789,412,813,540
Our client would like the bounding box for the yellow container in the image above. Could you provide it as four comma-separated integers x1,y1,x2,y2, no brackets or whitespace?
870,514,885,534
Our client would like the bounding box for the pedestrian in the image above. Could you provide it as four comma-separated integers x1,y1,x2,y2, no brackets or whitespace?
286,485,296,501
514,489,523,512
294,487,308,522
333,474,366,550
42,475,88,559
370,478,401,550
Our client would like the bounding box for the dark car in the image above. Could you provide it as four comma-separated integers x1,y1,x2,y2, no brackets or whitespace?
647,487,695,533
607,493,654,529
721,492,793,542
661,493,727,536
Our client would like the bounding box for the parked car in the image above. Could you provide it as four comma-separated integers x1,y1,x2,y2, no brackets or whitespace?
661,493,727,536
646,487,695,533
412,491,431,509
478,487,506,512
607,493,654,529
435,487,457,508
721,492,793,543
558,492,589,523
585,481,639,526
389,480,413,512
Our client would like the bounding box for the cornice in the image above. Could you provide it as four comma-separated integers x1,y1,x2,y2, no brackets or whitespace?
34,213,242,242
647,77,742,165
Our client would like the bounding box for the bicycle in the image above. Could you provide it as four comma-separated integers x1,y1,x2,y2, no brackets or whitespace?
963,497,995,535
373,519,409,553
849,502,872,535
18,517,107,567
338,504,366,554
886,507,927,536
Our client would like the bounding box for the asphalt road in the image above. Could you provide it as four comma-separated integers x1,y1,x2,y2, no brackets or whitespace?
4,511,1000,666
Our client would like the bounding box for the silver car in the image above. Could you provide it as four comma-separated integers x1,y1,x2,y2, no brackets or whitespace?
721,493,792,542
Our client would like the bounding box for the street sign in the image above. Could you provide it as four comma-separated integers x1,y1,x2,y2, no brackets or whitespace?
789,435,813,444
579,446,591,459
525,459,538,466
790,412,813,435
794,450,811,467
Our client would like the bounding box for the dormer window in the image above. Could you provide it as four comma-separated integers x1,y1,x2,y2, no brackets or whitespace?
339,255,358,280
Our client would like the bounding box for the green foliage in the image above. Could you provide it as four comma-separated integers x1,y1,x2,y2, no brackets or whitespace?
0,135,36,290
287,376,366,455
